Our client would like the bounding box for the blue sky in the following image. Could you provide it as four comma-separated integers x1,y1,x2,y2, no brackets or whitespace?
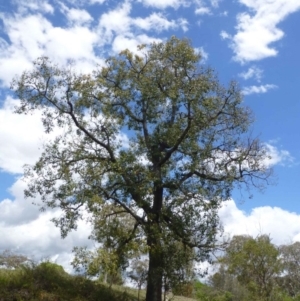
0,0,300,270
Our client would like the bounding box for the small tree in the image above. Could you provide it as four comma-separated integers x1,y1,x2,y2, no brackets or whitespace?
209,264,250,301
71,246,124,287
220,235,282,300
129,259,148,301
0,249,31,269
12,36,271,301
278,242,300,297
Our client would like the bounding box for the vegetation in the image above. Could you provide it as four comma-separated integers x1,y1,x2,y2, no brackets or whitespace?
12,36,271,301
203,235,300,301
0,250,197,301
0,260,137,301
3,236,300,301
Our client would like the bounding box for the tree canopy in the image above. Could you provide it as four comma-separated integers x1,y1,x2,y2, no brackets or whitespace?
12,36,271,301
220,235,282,300
207,235,300,301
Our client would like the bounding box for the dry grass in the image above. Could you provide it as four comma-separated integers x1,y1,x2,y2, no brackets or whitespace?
111,284,198,301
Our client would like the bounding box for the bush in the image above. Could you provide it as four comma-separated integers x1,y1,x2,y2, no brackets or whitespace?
0,261,135,301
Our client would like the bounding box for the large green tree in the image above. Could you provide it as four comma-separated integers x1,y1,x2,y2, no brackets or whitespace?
12,37,271,301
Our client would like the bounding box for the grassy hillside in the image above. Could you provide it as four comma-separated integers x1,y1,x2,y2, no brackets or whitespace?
0,262,197,301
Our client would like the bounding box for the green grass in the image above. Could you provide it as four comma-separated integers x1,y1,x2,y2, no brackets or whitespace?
0,263,136,301
0,263,197,301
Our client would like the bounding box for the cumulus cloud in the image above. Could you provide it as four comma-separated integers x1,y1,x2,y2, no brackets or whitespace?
0,97,52,174
11,0,54,14
220,199,300,245
239,66,263,81
63,0,106,6
0,1,189,87
194,0,222,15
220,30,231,40
0,179,41,226
59,4,93,26
225,0,300,63
0,177,94,272
97,2,188,49
195,7,211,15
138,0,189,9
0,13,103,86
242,84,277,95
263,142,294,167
133,13,188,32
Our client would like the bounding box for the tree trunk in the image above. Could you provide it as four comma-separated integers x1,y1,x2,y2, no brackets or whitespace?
145,237,163,301
146,179,164,301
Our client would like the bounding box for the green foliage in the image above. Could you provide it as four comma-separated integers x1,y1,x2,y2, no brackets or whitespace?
162,239,195,296
12,36,271,301
208,265,249,301
221,235,282,300
278,242,300,297
194,280,236,301
0,260,138,301
72,245,124,286
198,235,300,301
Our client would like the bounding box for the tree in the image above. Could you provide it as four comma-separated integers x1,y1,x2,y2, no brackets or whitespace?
12,36,271,301
220,235,282,300
128,259,148,301
71,246,124,286
72,203,144,286
278,242,300,297
0,249,31,269
209,264,249,301
161,239,195,298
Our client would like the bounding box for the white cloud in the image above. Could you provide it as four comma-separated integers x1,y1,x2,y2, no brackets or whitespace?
239,66,263,81
242,84,277,95
112,34,162,54
0,177,94,272
210,0,220,8
89,0,106,4
195,0,221,15
195,7,211,15
227,0,300,63
263,143,294,167
220,199,300,245
220,30,231,40
0,97,51,174
0,178,42,226
0,95,130,174
133,13,187,33
59,4,93,26
62,0,106,6
0,13,103,86
97,2,132,43
97,2,188,53
195,46,209,62
0,1,190,88
138,0,189,9
12,0,54,14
